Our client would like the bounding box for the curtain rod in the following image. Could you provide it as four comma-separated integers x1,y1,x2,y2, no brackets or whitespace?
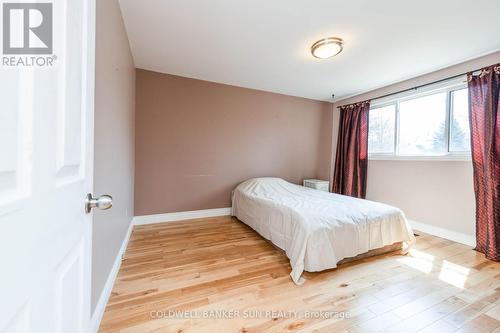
336,68,482,108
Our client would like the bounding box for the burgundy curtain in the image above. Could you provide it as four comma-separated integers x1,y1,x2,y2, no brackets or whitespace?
468,64,500,261
332,101,370,198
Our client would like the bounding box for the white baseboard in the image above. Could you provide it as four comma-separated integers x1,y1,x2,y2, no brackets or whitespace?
408,219,476,247
90,219,134,333
132,207,232,225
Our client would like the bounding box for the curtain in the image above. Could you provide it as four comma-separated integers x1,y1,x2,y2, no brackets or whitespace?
468,64,500,261
332,101,370,198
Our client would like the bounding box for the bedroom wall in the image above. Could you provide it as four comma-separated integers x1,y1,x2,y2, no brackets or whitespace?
92,0,136,313
332,50,500,242
135,69,333,215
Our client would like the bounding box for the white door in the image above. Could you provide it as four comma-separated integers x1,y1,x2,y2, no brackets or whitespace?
0,0,96,332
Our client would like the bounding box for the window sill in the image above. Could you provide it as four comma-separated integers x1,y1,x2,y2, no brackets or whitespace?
368,154,471,162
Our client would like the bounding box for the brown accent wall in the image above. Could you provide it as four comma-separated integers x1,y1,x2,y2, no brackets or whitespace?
135,69,333,215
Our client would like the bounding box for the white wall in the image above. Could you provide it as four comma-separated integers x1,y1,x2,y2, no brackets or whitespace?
92,0,135,313
332,51,500,241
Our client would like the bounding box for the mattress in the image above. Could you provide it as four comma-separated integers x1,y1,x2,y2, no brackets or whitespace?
231,177,416,284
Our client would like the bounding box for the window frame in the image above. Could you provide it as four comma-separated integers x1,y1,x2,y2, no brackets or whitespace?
368,77,471,161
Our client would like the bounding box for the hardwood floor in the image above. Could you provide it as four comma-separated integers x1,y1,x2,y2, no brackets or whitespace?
99,216,500,333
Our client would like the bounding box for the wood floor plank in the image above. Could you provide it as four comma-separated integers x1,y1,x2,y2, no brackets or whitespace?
99,216,500,333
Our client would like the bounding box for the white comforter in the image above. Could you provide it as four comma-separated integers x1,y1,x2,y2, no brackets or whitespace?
231,178,415,284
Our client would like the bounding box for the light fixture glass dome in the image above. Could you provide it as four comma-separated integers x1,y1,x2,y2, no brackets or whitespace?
311,37,343,59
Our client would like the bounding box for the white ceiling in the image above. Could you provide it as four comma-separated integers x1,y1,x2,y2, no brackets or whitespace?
119,0,500,102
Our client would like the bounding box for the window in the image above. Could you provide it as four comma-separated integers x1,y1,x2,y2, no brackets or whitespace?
398,92,447,155
368,105,395,154
450,88,471,152
368,79,471,160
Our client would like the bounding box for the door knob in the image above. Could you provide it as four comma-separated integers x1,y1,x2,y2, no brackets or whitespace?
85,193,113,213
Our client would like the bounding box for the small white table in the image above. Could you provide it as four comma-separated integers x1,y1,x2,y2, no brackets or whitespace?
303,179,330,192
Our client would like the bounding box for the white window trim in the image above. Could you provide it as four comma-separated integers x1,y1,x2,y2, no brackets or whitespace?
368,76,471,162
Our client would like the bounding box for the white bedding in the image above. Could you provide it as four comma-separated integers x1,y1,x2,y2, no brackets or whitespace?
231,177,415,284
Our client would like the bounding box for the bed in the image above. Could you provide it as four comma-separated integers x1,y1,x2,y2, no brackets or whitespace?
231,177,416,284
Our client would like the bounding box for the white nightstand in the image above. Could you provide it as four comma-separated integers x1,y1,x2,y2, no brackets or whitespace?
303,179,330,192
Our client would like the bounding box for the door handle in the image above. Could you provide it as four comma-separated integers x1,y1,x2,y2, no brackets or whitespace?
85,193,113,213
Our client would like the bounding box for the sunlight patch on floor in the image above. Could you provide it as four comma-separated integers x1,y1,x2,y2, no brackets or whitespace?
397,249,471,289
397,249,434,274
438,260,471,288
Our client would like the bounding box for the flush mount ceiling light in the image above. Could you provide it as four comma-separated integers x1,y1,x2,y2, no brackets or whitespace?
311,37,343,59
